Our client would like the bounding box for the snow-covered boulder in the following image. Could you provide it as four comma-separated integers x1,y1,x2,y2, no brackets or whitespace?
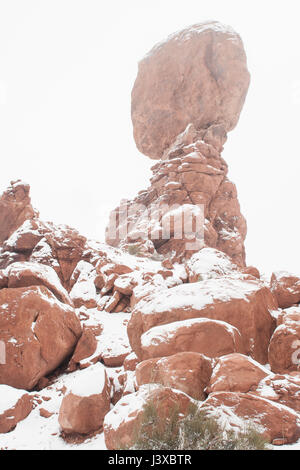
58,364,110,435
128,278,276,363
139,317,244,360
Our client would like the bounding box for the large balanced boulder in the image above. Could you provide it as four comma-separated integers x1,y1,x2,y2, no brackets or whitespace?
0,286,81,390
0,385,33,433
200,391,300,445
104,385,192,450
136,352,212,400
128,278,276,363
139,317,244,361
207,353,270,393
58,364,110,435
131,21,250,159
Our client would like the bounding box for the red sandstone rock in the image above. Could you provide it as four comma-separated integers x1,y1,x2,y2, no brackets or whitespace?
104,385,192,450
254,373,300,413
131,22,250,159
106,128,247,265
39,408,53,418
58,364,110,435
128,278,276,363
200,391,300,444
207,353,270,394
270,271,300,308
0,286,81,390
139,317,244,361
0,180,37,246
123,352,139,371
0,385,33,433
268,311,300,374
136,352,212,400
2,261,72,305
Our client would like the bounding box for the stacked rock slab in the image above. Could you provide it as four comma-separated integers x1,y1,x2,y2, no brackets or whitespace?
106,21,250,266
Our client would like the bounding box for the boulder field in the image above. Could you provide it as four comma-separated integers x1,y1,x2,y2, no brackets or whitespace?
0,21,299,450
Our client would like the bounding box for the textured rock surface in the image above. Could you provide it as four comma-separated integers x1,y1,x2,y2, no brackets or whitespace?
201,391,300,444
0,385,33,433
0,180,37,245
106,124,247,265
136,352,212,400
139,317,244,361
58,364,110,435
107,22,250,265
0,286,81,390
268,309,300,374
128,278,276,363
131,22,250,159
207,353,270,393
270,271,300,308
2,261,72,305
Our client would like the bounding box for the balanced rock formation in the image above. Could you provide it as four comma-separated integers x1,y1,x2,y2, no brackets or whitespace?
106,21,250,266
1,21,300,450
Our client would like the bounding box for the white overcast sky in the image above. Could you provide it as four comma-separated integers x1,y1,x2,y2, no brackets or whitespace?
0,0,300,277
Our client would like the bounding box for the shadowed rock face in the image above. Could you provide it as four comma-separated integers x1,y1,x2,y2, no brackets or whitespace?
132,21,250,159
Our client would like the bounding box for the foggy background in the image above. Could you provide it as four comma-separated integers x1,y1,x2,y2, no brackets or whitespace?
0,0,299,276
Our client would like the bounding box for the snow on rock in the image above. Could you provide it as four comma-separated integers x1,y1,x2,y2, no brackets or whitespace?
58,363,110,435
69,261,97,309
140,317,244,360
2,261,72,305
0,385,33,433
268,310,300,374
207,353,271,394
136,352,212,400
186,247,241,282
0,286,81,390
128,277,276,363
104,384,192,450
270,271,300,309
200,391,300,445
74,310,132,368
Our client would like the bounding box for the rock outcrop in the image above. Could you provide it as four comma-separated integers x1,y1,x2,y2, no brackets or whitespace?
0,180,37,245
106,21,250,266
